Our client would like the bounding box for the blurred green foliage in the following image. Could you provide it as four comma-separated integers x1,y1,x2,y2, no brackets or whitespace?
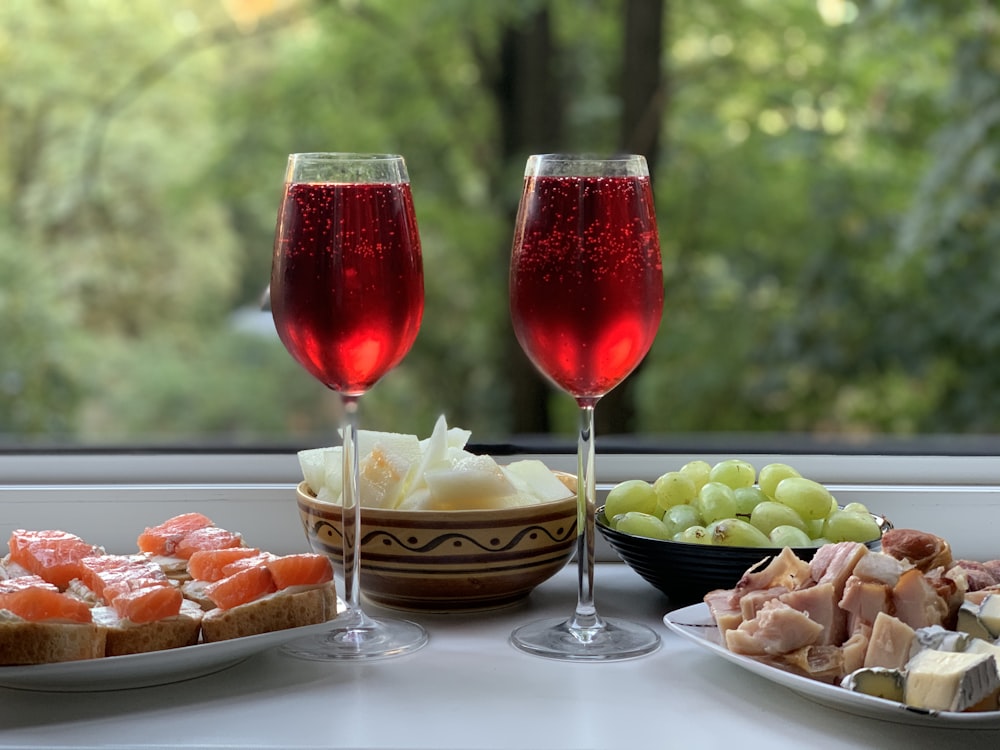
1,0,998,447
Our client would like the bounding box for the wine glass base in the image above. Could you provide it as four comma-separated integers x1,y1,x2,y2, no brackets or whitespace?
281,616,428,661
510,616,660,662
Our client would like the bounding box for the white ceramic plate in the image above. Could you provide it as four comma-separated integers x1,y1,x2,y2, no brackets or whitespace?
664,602,1000,728
0,619,336,692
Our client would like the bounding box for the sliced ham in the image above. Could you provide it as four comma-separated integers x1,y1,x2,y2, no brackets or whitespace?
739,586,788,621
839,576,891,635
725,600,824,656
733,547,811,597
892,568,948,630
705,536,976,686
810,541,868,598
952,560,996,591
780,581,844,646
704,588,743,638
881,528,952,572
841,632,869,676
851,552,907,587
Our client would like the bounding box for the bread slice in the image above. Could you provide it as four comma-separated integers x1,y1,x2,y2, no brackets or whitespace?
200,583,339,643
91,600,204,657
0,620,106,665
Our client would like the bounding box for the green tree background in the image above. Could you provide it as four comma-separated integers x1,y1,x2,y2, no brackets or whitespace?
1,0,997,448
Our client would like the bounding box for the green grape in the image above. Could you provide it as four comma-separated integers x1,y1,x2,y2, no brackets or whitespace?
805,517,826,538
662,503,702,535
843,501,870,515
758,462,802,499
708,518,771,547
605,479,658,519
653,471,697,511
774,476,834,521
749,500,807,535
823,509,881,543
708,459,756,490
614,511,673,540
674,525,710,544
733,486,766,516
678,460,712,492
811,537,832,546
768,524,812,548
693,481,737,524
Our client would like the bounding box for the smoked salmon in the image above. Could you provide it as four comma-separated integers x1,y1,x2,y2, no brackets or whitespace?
7,529,102,590
204,565,276,610
187,548,263,582
267,553,334,589
196,552,334,610
77,554,182,623
137,512,213,556
0,576,93,623
173,526,244,559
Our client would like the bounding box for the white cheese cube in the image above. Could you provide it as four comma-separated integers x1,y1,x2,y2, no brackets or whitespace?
905,649,1000,712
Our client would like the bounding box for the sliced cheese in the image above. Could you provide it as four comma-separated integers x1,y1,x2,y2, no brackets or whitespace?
904,649,1000,712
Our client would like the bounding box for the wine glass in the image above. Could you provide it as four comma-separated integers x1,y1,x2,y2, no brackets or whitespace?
270,153,428,660
508,154,664,661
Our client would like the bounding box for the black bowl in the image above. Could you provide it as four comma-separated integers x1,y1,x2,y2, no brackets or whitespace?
596,506,892,604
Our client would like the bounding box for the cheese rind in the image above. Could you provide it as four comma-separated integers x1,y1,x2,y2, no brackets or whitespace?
913,625,971,654
841,667,906,703
956,601,993,641
904,650,1000,712
977,595,1000,639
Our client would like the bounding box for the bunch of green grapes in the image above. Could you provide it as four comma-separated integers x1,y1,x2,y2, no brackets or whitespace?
602,459,881,548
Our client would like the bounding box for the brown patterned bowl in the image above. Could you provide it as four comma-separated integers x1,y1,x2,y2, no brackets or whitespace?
295,474,577,612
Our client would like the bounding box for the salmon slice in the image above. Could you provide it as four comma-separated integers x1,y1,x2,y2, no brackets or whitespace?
204,565,276,610
77,555,167,600
137,512,214,556
111,583,183,624
219,552,274,577
173,526,244,560
267,554,333,590
0,577,93,623
0,575,58,593
187,548,263,582
7,529,102,590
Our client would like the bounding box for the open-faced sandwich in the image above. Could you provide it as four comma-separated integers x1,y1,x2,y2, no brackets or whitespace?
0,514,339,665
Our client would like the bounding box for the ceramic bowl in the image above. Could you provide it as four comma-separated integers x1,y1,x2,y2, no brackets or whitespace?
596,506,892,604
296,475,577,612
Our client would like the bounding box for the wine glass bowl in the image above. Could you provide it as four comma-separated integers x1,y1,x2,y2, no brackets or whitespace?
508,153,664,661
271,154,423,397
270,153,428,660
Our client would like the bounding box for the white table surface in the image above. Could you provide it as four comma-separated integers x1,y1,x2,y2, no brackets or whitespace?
0,564,997,750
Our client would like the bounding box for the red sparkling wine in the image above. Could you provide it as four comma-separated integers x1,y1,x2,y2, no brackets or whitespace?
271,182,424,395
510,175,663,400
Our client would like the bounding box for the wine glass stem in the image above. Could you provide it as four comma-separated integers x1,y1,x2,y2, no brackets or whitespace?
340,394,367,625
571,403,601,632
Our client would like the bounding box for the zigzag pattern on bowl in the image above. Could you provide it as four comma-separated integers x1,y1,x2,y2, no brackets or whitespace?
308,519,576,554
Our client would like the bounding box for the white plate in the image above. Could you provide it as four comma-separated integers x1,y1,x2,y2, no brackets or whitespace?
0,619,336,692
664,602,1000,728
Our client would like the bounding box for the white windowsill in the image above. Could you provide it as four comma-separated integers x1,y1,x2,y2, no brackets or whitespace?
0,452,997,561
